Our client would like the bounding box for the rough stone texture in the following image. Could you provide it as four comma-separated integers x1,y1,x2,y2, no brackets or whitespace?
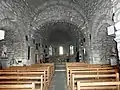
88,0,116,64
112,0,120,22
0,0,119,65
113,0,120,65
0,0,36,66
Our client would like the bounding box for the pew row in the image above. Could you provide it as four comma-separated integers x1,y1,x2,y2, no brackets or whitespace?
0,75,43,90
77,81,120,90
0,63,54,90
71,73,119,90
0,71,46,90
66,64,117,86
66,62,119,90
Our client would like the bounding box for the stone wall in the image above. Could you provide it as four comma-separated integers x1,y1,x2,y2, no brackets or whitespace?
0,0,40,66
0,0,118,66
88,0,116,64
113,0,120,65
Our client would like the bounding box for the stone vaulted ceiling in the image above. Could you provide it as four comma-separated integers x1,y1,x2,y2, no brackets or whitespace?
26,0,113,45
26,0,110,20
25,0,115,64
0,0,117,64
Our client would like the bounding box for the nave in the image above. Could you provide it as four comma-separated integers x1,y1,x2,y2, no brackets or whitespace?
0,0,120,90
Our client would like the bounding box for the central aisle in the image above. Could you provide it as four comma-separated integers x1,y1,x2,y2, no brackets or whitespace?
49,64,67,90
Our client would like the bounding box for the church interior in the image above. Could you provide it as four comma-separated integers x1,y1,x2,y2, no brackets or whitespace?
0,0,120,90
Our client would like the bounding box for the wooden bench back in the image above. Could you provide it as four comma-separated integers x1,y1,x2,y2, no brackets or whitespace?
66,65,116,86
32,63,54,79
71,72,119,90
0,75,43,90
0,63,55,90
77,81,120,90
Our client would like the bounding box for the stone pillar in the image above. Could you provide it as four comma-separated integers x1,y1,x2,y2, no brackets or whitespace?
112,0,120,65
114,30,120,64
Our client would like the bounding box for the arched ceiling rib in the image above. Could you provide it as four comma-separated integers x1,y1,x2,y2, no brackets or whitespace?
32,4,86,30
30,0,86,42
40,21,81,38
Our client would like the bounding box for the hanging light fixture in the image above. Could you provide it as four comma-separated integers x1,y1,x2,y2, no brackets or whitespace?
0,30,5,40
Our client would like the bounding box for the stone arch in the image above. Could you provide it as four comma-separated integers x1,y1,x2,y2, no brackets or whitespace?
33,5,85,29
0,17,29,65
92,14,113,40
30,0,90,63
0,0,38,65
0,0,28,44
31,0,89,32
34,0,87,21
32,18,90,62
31,3,88,43
91,14,115,64
0,18,20,60
37,20,84,39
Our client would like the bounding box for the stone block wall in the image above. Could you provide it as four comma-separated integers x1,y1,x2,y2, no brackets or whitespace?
88,0,116,64
0,0,118,66
0,0,43,67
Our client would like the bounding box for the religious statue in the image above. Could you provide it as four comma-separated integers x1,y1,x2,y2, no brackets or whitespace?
1,45,7,57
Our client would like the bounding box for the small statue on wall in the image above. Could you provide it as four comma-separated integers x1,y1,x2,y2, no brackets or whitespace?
1,45,7,57
39,53,44,63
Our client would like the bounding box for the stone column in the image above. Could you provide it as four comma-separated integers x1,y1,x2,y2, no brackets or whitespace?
114,30,120,64
112,0,120,65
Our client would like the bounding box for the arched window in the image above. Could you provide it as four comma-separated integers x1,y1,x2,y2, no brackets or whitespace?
59,46,63,55
0,30,5,40
70,45,74,55
49,46,52,56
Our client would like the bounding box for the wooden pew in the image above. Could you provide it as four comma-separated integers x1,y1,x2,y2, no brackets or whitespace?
66,62,112,69
1,66,49,90
66,64,116,86
66,62,88,86
68,67,117,84
69,70,119,90
31,63,54,86
6,66,49,81
77,81,120,90
32,63,54,80
0,84,35,90
1,63,54,90
66,62,119,90
70,71,119,90
0,70,46,90
0,75,43,90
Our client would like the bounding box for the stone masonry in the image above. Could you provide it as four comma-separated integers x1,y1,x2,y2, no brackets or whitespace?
0,0,119,66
